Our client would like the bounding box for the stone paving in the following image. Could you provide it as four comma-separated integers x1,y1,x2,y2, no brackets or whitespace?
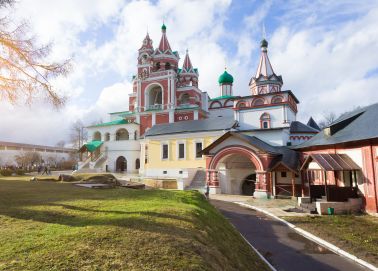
210,194,312,217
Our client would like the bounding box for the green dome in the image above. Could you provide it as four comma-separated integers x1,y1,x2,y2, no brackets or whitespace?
161,23,166,31
260,39,268,48
218,70,234,84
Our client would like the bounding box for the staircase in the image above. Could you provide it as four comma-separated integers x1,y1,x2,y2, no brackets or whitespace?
91,152,107,169
77,156,91,170
186,170,206,191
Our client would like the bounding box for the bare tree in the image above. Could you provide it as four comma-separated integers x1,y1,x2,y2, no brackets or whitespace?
0,1,71,106
70,120,87,149
318,112,337,129
15,151,42,167
55,140,65,148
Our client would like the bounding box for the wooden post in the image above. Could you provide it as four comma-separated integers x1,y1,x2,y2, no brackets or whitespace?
324,171,328,201
291,172,296,197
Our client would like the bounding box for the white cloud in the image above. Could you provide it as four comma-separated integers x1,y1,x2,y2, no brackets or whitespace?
1,0,378,146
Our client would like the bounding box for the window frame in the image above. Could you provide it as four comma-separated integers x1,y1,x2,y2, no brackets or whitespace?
161,142,169,160
176,141,186,160
194,140,204,159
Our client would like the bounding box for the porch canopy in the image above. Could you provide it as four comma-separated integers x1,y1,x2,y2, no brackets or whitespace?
300,153,361,202
300,153,360,171
79,140,103,153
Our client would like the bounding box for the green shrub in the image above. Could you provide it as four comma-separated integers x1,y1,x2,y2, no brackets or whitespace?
0,169,12,176
15,169,25,176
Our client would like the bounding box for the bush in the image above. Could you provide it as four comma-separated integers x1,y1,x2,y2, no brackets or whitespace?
15,169,25,176
0,169,13,176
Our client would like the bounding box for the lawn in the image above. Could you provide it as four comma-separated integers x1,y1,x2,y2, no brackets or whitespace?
0,178,269,271
284,215,378,266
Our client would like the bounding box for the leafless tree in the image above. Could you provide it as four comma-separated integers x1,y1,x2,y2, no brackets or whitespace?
15,151,42,167
0,0,71,106
55,140,65,148
318,112,337,129
70,120,87,149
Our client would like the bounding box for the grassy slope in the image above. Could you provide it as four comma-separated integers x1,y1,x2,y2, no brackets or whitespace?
0,178,269,271
284,215,378,266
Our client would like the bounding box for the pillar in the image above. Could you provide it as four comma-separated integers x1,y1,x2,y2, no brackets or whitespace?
207,169,221,194
254,171,271,198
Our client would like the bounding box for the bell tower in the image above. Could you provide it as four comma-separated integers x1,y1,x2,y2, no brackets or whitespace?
249,39,283,95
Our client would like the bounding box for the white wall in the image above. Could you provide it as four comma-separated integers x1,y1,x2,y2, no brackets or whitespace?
0,149,73,166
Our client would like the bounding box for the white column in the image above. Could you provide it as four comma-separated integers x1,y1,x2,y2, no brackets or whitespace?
194,110,199,120
152,112,156,126
169,110,174,123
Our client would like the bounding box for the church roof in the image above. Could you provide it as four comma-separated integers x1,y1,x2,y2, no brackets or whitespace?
218,70,234,84
157,24,172,53
307,117,321,131
255,39,275,78
144,117,237,137
200,131,300,172
295,103,378,149
181,50,197,74
88,119,135,128
290,121,320,134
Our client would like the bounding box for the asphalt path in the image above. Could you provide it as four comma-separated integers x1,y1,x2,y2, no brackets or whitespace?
211,200,369,271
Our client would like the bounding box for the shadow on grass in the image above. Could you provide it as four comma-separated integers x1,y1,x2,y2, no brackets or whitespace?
0,179,207,239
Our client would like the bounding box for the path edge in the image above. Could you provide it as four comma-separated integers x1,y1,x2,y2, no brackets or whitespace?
230,223,277,271
235,202,378,271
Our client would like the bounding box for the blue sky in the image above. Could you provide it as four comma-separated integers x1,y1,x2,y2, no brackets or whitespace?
1,0,378,145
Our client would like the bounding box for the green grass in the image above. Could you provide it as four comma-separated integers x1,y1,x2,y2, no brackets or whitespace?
0,179,269,271
284,215,378,265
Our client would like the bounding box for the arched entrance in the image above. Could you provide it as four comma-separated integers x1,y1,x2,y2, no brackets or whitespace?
241,174,256,195
116,156,127,172
208,146,264,195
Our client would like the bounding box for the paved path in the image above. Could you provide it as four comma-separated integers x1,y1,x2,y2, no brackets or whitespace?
211,200,368,271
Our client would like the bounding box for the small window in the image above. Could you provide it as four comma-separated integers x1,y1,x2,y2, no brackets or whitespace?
163,171,167,174
178,143,185,159
281,171,287,178
195,142,202,158
162,144,168,159
179,170,183,174
262,121,269,129
135,159,140,170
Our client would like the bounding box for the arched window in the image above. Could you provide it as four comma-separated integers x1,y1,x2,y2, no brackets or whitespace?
93,131,101,141
224,99,233,107
155,62,160,70
165,62,171,70
252,98,265,106
104,133,110,141
260,113,271,129
271,96,283,104
209,101,222,109
134,130,138,140
236,100,248,108
149,86,162,106
180,93,190,104
135,159,140,170
116,129,129,140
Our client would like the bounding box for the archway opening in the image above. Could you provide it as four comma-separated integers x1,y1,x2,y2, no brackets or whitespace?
148,86,162,107
116,156,127,172
93,131,101,141
241,174,256,195
116,129,129,140
215,153,257,195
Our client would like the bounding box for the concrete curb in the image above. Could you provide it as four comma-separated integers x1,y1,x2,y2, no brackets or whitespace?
235,202,378,271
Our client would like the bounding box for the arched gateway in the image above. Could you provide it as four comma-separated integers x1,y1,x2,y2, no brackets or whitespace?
200,132,283,198
206,146,270,197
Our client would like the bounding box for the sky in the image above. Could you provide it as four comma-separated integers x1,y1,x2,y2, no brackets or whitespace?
1,0,378,146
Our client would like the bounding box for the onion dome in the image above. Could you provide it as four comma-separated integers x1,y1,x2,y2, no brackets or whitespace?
218,70,234,84
260,39,268,48
161,23,166,32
